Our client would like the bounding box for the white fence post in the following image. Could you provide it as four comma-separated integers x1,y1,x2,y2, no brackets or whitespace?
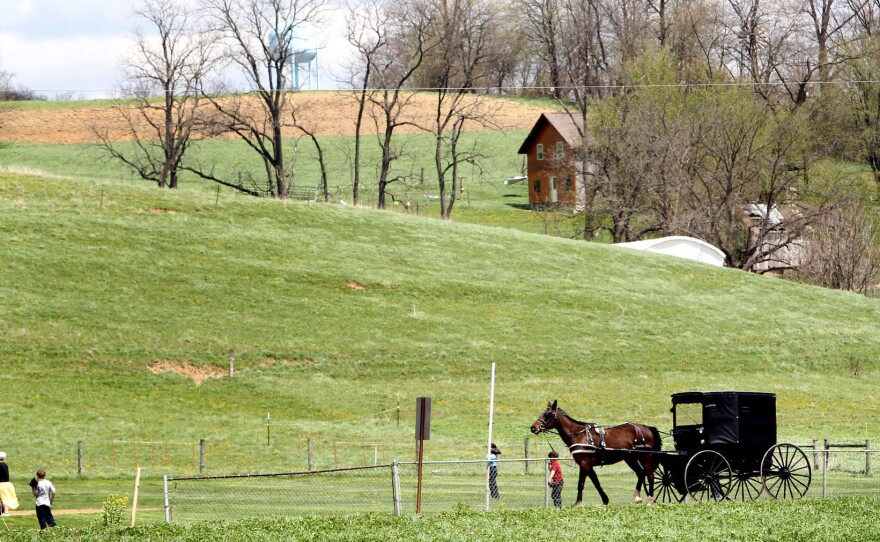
163,475,170,523
392,461,402,517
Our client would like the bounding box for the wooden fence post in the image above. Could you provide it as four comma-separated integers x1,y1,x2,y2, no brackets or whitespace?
823,439,829,498
867,439,871,476
199,439,206,474
307,438,313,472
229,349,235,377
524,438,530,474
77,440,83,477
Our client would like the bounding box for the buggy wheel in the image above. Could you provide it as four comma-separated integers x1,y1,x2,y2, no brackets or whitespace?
684,450,732,502
761,443,812,499
654,461,684,503
728,470,764,500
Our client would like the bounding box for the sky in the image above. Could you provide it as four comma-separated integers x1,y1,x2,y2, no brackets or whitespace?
0,0,349,99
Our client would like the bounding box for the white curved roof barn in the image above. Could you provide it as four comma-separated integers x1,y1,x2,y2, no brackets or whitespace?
614,236,726,267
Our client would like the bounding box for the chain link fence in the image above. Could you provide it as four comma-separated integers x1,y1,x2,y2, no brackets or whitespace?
164,449,878,523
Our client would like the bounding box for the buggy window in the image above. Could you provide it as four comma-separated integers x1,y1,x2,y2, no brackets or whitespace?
677,402,702,426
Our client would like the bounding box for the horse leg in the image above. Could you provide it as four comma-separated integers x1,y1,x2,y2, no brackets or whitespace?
575,467,588,505
643,455,657,505
586,468,609,505
625,458,646,504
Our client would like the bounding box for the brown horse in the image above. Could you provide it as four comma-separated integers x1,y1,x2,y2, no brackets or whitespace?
530,400,662,505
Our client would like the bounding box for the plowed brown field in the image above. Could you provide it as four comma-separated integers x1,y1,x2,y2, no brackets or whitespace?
1,93,548,144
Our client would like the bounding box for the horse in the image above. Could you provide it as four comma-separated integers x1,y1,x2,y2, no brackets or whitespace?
530,400,662,505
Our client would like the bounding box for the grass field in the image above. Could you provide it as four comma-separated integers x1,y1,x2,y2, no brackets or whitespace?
1,98,879,536
4,498,880,541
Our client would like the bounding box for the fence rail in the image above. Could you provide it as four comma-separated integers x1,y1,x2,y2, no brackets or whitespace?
164,450,879,523
60,437,876,478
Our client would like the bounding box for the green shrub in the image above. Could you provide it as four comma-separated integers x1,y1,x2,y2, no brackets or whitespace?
101,494,129,528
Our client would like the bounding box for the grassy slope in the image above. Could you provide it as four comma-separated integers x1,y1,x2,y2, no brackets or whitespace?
1,170,879,473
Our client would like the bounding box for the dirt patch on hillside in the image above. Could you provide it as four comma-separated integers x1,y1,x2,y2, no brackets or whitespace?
1,93,549,144
147,360,226,386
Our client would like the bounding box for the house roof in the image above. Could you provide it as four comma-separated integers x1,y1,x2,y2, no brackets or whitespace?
517,112,586,154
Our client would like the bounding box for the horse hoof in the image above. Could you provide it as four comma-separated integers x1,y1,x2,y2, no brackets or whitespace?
634,496,642,504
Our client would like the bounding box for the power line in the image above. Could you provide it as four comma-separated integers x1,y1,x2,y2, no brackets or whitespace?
19,79,880,97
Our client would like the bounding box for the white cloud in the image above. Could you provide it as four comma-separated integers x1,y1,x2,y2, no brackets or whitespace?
0,34,130,98
0,0,357,98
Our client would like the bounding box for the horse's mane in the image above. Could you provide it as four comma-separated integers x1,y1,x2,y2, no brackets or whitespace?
558,408,592,427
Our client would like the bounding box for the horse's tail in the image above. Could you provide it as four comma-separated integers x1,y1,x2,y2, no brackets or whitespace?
648,425,662,451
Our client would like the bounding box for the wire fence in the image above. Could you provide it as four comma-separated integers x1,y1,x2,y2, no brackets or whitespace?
54,436,875,479
164,449,879,523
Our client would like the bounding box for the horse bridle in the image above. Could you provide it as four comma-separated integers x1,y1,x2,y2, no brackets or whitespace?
537,407,588,440
535,408,557,434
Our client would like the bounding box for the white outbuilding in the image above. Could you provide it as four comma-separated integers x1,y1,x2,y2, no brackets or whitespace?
614,236,726,267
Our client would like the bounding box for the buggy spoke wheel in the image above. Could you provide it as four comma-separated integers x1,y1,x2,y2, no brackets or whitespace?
685,450,732,502
761,443,812,499
728,470,764,500
654,461,684,503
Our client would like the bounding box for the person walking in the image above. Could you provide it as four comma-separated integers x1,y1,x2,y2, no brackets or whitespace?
488,443,501,499
32,470,56,530
548,451,564,508
0,452,19,517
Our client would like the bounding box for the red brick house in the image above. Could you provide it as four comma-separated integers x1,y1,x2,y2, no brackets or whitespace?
517,113,589,208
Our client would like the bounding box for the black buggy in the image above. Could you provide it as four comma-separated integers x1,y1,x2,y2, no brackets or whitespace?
653,391,812,502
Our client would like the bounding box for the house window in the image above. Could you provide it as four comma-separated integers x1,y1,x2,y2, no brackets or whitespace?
533,179,541,192
536,144,544,160
551,176,557,190
556,142,564,156
564,174,572,191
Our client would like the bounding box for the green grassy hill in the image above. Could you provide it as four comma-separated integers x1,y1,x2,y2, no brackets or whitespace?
2,170,878,484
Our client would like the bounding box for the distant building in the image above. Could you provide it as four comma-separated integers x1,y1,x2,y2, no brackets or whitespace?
615,236,726,267
743,203,807,274
517,113,592,208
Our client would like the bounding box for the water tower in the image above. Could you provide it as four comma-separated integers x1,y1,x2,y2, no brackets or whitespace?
268,22,319,90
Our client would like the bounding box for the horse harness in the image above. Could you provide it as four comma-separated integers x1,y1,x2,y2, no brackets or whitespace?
539,408,652,458
568,422,650,458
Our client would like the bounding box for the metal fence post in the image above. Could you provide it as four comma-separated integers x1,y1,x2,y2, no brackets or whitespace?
812,439,819,470
77,440,83,477
524,438,530,475
822,440,828,498
199,439,206,474
307,438,313,472
544,458,550,507
392,461,402,517
163,475,171,523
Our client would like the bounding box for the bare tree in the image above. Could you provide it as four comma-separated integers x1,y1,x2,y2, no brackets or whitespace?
364,0,434,209
677,88,826,271
198,0,326,198
519,0,564,98
344,0,387,206
415,0,497,219
834,35,880,193
589,51,692,242
801,194,880,295
95,0,215,189
291,105,330,201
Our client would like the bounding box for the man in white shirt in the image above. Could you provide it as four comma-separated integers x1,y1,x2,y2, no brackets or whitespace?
31,469,56,530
